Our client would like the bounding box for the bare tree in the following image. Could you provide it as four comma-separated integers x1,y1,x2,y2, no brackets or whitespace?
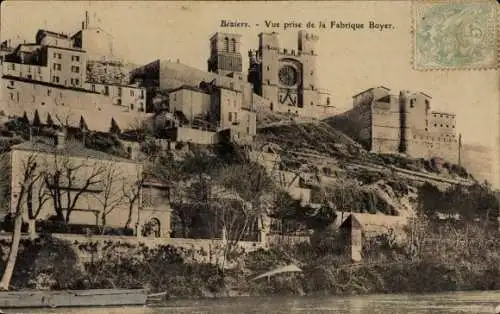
0,153,41,290
42,147,106,224
122,168,145,232
26,172,50,238
94,164,127,233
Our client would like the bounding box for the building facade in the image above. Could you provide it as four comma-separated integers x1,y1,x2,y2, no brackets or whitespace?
342,86,459,163
247,31,335,117
6,136,171,237
1,20,148,133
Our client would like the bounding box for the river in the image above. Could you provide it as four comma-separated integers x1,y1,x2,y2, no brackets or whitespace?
20,291,500,314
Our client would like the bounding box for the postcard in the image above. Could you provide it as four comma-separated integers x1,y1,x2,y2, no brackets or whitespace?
0,1,498,313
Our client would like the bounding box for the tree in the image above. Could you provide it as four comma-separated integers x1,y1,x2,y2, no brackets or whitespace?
109,118,121,135
79,116,88,131
32,110,41,128
21,112,29,125
94,164,127,233
0,153,42,290
42,146,106,224
122,168,145,232
26,169,50,238
46,114,54,128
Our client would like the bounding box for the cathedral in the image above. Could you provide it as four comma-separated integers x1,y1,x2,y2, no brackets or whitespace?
247,31,328,116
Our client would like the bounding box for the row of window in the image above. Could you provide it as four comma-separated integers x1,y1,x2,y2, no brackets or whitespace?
53,53,62,59
71,65,80,73
53,63,62,71
71,55,80,62
70,78,80,85
90,84,142,98
432,123,455,128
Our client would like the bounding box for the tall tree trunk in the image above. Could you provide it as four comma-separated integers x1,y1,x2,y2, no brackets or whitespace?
0,214,23,290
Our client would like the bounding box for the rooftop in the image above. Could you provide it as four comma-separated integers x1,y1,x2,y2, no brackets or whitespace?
36,29,70,40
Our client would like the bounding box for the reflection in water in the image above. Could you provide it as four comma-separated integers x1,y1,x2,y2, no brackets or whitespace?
23,291,500,314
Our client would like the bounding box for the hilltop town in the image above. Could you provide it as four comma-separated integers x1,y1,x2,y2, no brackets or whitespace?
0,11,498,288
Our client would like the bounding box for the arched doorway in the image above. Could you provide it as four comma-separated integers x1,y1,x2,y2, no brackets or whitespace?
142,218,161,238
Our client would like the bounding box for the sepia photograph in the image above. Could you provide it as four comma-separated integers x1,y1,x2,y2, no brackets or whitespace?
0,1,498,313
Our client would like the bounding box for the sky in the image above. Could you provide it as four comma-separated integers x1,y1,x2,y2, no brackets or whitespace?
1,1,499,185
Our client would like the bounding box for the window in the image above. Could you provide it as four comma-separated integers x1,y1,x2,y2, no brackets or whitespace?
9,81,14,87
267,66,270,71
91,85,95,92
118,87,122,95
75,78,79,85
139,103,144,112
231,38,236,52
410,99,415,107
52,76,59,83
310,85,314,90
130,90,134,97
47,89,51,96
10,63,15,70
228,112,232,122
104,86,109,95
140,90,144,99
53,63,61,71
9,93,13,100
53,52,57,58
71,66,80,73
28,66,31,73
117,99,122,105
41,102,45,106
130,104,134,110
311,50,314,54
72,55,80,62
234,112,237,121
224,37,229,51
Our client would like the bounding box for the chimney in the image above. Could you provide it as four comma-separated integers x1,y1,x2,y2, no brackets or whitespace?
56,131,66,149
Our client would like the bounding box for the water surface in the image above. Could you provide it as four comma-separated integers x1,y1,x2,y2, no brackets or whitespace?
21,290,500,314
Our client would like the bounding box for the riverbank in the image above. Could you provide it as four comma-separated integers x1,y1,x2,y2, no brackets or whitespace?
0,218,498,299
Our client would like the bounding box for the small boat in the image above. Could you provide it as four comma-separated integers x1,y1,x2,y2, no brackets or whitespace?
0,289,147,308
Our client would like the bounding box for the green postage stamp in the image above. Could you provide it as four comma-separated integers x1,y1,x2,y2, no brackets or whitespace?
414,1,498,70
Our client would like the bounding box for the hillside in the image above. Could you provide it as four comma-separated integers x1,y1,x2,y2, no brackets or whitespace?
255,110,478,218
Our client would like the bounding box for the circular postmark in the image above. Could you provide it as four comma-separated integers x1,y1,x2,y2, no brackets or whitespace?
415,3,496,69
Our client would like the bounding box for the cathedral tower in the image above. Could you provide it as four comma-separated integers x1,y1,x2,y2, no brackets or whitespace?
207,32,243,76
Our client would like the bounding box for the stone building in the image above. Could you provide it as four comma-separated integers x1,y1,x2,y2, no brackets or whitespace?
4,134,171,238
0,16,148,133
340,86,460,164
247,31,336,118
